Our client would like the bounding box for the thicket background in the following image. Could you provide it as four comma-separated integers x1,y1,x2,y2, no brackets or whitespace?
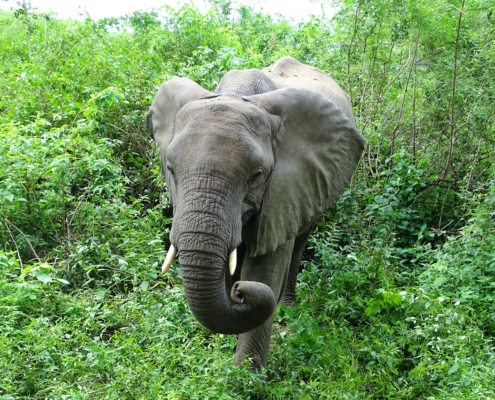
1,0,494,398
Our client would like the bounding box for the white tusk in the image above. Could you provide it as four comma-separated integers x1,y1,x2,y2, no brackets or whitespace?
229,248,237,276
161,245,177,274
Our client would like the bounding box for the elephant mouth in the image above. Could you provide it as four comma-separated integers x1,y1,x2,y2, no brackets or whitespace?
161,244,238,277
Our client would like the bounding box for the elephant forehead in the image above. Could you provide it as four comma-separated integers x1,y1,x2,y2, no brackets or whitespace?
168,101,274,172
176,99,274,139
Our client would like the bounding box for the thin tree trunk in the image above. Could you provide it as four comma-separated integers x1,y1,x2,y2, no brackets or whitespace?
438,0,466,182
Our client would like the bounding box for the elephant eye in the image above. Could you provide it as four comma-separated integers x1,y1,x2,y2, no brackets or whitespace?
248,169,263,187
166,162,175,175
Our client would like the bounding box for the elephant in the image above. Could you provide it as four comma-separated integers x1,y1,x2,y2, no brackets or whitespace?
146,56,365,368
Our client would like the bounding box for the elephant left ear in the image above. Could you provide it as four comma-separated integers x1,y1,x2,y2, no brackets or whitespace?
244,87,365,256
146,77,215,167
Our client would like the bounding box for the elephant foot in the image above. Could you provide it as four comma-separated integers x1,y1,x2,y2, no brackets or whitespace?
280,292,297,309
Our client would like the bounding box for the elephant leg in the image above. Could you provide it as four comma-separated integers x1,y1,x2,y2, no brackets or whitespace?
234,313,274,368
234,238,295,369
280,227,314,307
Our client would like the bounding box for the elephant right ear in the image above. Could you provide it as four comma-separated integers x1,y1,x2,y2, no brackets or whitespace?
146,77,215,162
244,87,365,256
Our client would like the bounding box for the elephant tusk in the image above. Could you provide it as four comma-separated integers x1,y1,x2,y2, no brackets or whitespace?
229,248,237,276
161,245,177,274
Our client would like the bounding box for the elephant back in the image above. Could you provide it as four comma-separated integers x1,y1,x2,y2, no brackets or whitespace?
263,57,354,124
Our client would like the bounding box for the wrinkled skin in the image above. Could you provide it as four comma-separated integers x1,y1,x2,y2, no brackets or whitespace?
146,57,365,368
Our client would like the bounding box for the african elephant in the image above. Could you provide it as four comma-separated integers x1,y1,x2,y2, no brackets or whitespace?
146,57,365,368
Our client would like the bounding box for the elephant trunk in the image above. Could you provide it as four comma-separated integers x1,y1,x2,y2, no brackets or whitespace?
172,204,276,334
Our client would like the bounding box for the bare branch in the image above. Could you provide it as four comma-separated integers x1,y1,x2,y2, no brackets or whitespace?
3,216,41,263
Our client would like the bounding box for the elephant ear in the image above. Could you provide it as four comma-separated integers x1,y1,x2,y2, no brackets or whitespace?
245,87,365,256
146,77,215,170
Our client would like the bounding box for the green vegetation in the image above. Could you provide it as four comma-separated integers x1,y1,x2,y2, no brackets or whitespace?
1,0,494,398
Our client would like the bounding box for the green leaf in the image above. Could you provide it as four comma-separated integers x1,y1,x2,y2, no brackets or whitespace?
365,301,381,316
448,362,459,375
139,281,150,291
34,272,53,283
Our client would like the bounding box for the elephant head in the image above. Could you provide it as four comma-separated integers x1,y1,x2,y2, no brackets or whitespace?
146,63,364,335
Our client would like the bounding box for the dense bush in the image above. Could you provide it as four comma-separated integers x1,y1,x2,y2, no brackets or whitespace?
1,1,494,398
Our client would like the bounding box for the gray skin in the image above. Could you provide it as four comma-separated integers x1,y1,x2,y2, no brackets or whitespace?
146,57,365,368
